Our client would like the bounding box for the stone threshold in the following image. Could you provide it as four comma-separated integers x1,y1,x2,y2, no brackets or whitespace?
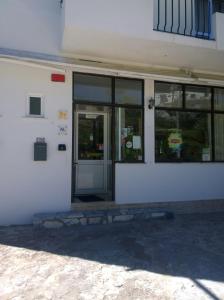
33,207,173,229
33,199,224,229
71,199,224,213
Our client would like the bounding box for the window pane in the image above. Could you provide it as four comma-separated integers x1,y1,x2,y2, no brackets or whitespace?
78,114,104,160
115,79,142,105
185,86,211,110
155,110,212,162
195,0,210,37
215,114,224,161
214,88,224,111
155,82,183,108
213,0,224,13
115,108,143,161
74,74,112,103
30,97,41,115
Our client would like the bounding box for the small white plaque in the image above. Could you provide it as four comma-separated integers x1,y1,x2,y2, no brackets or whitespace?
58,125,68,136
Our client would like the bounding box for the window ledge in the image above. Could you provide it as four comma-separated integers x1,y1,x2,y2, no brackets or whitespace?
115,161,146,164
22,115,47,119
155,161,224,164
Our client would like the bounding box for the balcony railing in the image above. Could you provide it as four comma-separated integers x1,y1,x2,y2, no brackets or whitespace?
153,0,220,40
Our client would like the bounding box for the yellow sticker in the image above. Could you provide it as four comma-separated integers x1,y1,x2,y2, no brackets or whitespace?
58,111,68,120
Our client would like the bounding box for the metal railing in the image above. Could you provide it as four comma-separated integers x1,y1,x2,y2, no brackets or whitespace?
154,0,214,39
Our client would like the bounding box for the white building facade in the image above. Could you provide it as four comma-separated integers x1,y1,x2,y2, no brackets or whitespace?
1,0,224,225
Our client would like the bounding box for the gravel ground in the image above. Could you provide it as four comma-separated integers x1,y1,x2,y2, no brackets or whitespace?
0,213,224,300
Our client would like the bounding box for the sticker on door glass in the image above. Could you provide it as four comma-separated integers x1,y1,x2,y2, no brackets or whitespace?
126,141,133,149
168,131,182,151
133,136,141,150
97,144,104,151
121,128,128,138
202,148,210,161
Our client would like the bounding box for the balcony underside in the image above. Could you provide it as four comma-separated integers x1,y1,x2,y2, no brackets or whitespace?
62,26,224,74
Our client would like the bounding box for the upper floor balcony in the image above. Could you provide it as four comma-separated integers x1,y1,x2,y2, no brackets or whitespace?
61,0,224,74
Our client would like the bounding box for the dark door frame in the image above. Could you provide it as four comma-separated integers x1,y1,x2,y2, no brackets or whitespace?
71,72,145,204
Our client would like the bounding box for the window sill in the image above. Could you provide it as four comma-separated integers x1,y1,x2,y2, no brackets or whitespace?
22,115,47,119
155,161,224,164
115,160,145,164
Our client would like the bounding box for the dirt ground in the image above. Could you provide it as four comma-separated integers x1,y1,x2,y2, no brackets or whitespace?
0,213,224,300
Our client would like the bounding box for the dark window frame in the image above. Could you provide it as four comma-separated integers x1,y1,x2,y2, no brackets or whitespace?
155,81,224,163
73,72,145,164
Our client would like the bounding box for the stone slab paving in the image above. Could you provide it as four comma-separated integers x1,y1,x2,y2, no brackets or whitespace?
1,213,224,300
33,208,172,228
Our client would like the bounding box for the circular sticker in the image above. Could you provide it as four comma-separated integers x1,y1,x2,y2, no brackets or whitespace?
126,141,132,149
168,132,182,150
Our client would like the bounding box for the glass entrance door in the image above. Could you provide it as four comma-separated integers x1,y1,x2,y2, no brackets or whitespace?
74,111,108,196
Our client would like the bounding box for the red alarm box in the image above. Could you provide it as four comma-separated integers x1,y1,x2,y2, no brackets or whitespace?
51,74,65,82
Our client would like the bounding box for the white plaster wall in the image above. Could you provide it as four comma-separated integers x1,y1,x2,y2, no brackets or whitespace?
0,0,61,55
0,61,72,225
115,79,224,204
64,0,152,40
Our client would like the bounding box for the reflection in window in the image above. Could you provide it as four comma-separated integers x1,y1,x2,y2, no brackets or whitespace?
155,110,212,162
215,114,224,161
115,79,143,105
213,0,224,13
78,114,104,160
155,82,183,108
74,74,112,103
154,82,224,162
195,0,211,37
214,88,224,111
185,85,211,110
115,108,143,161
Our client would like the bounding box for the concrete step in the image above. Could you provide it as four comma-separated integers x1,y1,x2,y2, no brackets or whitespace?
33,206,173,229
33,199,224,229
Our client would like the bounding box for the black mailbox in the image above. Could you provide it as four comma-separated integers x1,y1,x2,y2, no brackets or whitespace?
58,144,66,151
34,138,47,161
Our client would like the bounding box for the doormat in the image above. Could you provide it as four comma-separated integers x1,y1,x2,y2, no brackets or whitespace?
77,195,104,202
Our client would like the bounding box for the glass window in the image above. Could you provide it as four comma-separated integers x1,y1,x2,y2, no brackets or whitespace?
215,114,224,161
214,88,224,111
29,97,41,116
155,110,212,162
74,74,112,103
115,79,142,105
213,0,224,13
155,82,183,108
185,85,211,110
115,108,143,161
78,113,104,160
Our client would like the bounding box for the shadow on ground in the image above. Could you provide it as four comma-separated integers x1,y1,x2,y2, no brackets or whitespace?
1,213,224,299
